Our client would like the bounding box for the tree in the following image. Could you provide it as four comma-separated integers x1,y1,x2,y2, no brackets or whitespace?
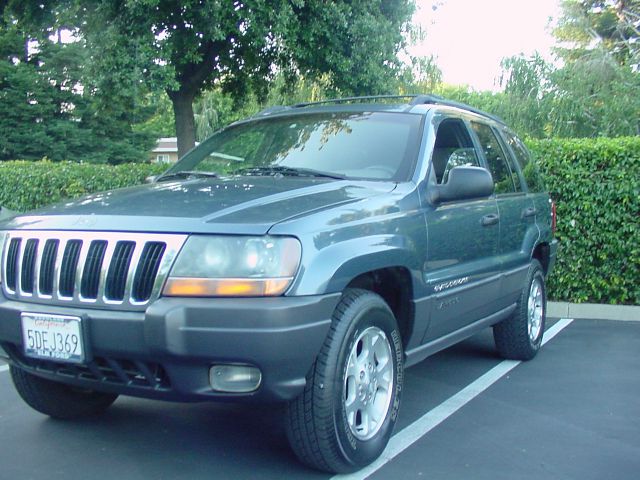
555,0,640,69
548,1,640,136
76,0,415,158
0,3,156,163
549,50,640,136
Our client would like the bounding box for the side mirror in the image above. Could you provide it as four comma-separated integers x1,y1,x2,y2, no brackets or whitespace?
145,175,158,184
429,166,494,204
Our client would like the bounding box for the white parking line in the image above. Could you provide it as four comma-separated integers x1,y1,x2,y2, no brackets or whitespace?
333,318,575,480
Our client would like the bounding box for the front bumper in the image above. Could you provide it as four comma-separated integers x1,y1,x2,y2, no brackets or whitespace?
0,291,340,402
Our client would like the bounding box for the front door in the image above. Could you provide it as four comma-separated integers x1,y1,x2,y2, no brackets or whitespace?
421,116,501,342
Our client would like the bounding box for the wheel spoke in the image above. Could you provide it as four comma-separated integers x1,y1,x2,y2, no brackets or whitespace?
345,395,363,425
377,366,392,392
366,409,378,436
360,333,373,363
345,357,359,382
344,375,357,405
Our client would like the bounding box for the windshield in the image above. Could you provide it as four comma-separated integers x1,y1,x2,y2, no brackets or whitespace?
162,111,423,182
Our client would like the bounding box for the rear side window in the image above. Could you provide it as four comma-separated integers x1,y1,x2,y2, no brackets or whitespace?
503,130,546,193
471,122,516,194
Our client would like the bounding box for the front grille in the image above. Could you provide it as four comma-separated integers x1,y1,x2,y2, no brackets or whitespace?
1,231,186,310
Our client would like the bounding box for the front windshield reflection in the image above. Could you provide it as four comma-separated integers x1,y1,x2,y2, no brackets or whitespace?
163,111,422,182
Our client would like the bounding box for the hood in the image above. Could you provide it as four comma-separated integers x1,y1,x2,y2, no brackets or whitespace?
5,176,396,235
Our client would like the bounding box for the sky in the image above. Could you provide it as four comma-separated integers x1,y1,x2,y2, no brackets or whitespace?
409,0,562,91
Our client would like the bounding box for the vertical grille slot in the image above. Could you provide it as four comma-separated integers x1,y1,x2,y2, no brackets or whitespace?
81,240,107,299
132,242,166,302
6,238,21,292
59,240,82,297
39,240,59,295
20,239,39,293
105,241,135,300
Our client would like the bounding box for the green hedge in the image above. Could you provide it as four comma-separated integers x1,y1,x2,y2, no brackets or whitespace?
1,138,639,305
0,161,166,212
528,138,640,305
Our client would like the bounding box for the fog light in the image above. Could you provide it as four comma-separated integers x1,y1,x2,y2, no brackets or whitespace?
209,365,262,393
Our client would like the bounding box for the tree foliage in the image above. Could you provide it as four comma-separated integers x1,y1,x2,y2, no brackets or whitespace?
0,3,156,163
77,0,415,157
554,0,640,69
529,137,640,305
433,1,640,141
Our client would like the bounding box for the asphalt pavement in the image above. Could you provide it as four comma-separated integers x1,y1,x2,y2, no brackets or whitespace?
1,317,638,480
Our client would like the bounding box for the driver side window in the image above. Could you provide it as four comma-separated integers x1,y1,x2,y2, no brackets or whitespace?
431,118,480,184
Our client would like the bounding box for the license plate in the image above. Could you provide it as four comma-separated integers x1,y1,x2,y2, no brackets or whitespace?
21,313,84,363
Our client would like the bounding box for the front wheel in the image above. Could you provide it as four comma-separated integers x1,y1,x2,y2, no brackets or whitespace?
10,366,118,419
493,259,547,360
285,289,404,473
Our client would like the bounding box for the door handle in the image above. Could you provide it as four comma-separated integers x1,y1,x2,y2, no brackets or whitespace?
481,214,499,226
522,207,537,218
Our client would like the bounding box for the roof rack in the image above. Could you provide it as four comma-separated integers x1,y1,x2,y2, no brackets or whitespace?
253,105,291,117
291,95,419,108
254,94,505,125
407,94,505,124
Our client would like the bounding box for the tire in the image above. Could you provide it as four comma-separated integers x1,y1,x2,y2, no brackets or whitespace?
493,259,546,361
10,366,118,419
285,288,404,473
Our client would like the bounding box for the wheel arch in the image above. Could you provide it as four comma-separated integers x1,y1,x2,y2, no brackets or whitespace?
532,242,551,275
344,266,415,349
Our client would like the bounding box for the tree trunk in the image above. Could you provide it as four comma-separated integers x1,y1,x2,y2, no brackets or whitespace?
168,89,197,159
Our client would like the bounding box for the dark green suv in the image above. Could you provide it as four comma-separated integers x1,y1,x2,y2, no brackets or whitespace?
0,95,557,473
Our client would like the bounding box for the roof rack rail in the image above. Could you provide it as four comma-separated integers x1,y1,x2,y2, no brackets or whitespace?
253,94,504,124
408,94,505,124
291,95,419,108
253,105,290,117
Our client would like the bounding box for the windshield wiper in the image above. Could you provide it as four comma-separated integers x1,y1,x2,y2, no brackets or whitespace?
235,165,346,180
156,170,219,182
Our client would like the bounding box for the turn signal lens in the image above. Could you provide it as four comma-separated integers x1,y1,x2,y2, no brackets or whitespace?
163,277,293,297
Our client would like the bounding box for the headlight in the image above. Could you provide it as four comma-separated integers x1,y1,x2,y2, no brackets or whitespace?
163,235,301,297
0,231,7,285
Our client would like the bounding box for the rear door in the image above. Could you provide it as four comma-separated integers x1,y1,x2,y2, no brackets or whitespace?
421,114,501,342
469,121,536,309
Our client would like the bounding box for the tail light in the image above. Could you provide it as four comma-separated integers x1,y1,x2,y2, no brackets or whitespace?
550,199,557,234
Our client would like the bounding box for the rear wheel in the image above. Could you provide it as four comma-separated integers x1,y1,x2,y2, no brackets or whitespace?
493,259,546,360
285,289,404,473
10,366,118,419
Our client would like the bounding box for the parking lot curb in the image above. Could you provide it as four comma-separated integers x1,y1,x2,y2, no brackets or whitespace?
548,301,640,322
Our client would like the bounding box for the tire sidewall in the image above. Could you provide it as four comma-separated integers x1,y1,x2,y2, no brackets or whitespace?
332,297,403,468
